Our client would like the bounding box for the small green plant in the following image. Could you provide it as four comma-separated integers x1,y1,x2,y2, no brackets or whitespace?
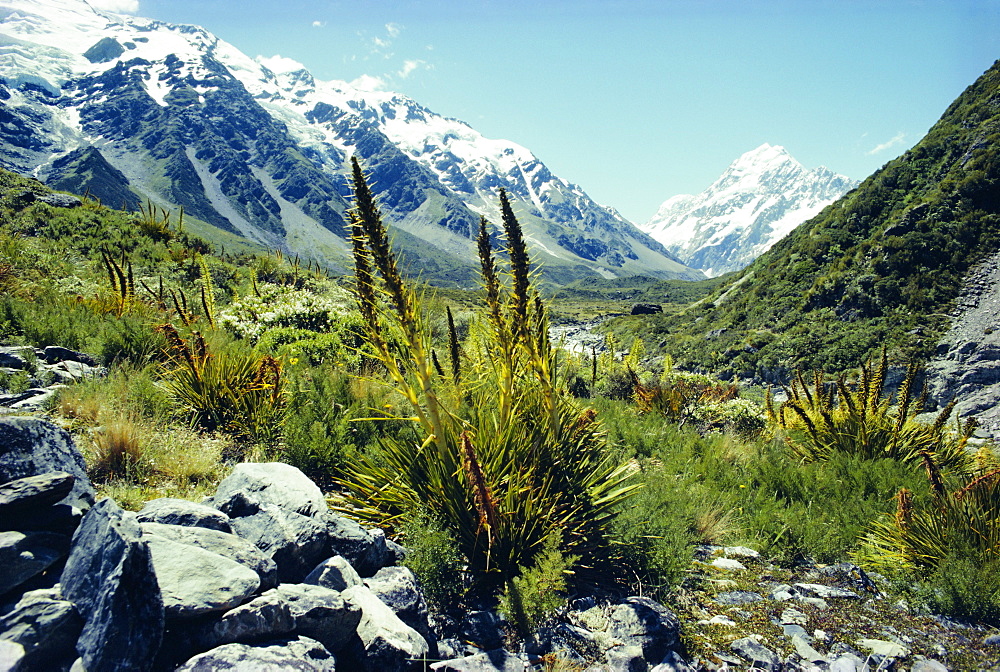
499,530,578,636
399,509,467,611
768,353,974,471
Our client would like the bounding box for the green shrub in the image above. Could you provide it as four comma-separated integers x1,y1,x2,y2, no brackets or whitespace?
399,509,467,611
499,531,578,636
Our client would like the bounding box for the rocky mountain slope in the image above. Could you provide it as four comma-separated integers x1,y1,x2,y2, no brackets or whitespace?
0,0,701,286
641,144,857,276
646,59,1000,384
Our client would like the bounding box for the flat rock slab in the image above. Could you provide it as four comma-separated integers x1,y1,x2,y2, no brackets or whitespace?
710,557,746,571
857,638,910,658
0,418,95,511
0,530,69,595
174,635,336,671
213,462,327,518
145,534,260,619
137,497,232,532
60,498,164,672
140,521,278,591
0,472,75,513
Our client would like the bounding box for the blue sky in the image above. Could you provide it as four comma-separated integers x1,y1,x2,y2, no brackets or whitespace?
120,0,998,224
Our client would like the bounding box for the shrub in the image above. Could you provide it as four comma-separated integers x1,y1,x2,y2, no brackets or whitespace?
399,509,467,611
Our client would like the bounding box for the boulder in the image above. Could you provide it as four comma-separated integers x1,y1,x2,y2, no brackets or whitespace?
730,637,780,671
327,514,388,577
364,566,433,644
273,583,363,654
136,497,232,533
174,635,336,672
630,303,663,315
0,530,69,596
40,347,97,366
305,555,363,592
458,610,504,651
0,472,75,512
0,418,95,511
228,502,329,583
0,590,82,670
36,194,83,208
213,462,327,518
605,645,647,671
60,499,164,672
0,347,31,370
139,521,278,591
607,597,681,663
145,535,260,619
342,584,429,671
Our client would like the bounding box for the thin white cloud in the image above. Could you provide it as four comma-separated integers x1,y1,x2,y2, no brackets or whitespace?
385,23,402,39
867,132,906,155
311,20,326,28
373,36,391,49
89,0,139,13
350,74,387,92
256,54,306,75
398,59,427,79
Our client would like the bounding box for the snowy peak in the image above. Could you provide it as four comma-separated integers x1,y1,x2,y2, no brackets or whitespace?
641,144,857,276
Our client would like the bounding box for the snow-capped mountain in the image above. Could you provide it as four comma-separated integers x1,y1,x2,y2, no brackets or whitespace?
0,0,702,285
641,144,857,276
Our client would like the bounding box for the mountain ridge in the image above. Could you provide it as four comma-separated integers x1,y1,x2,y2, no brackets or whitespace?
641,144,858,276
0,0,702,285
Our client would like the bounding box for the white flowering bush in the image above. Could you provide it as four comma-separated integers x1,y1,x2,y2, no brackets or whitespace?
690,398,767,438
218,283,352,343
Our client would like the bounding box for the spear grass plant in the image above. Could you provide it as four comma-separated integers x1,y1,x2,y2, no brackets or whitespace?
337,158,639,589
767,352,974,471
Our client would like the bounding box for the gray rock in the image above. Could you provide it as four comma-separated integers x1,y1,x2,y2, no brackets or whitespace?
792,634,826,663
651,650,693,672
327,515,388,577
43,361,103,385
780,607,808,625
228,502,330,583
145,534,260,619
856,637,909,658
37,194,82,208
458,610,504,651
782,624,810,640
793,583,860,599
136,497,232,533
386,539,407,565
305,555,363,592
364,566,433,644
606,645,648,671
274,583,363,654
730,636,780,671
829,654,863,672
713,590,764,606
0,639,25,672
201,591,296,649
214,462,328,518
0,348,31,370
40,347,96,366
0,418,95,511
710,557,745,570
140,521,278,590
430,649,524,671
984,633,1000,646
607,597,681,663
911,659,949,672
0,530,69,595
0,592,82,670
342,584,429,671
60,498,164,672
0,472,75,513
174,635,336,671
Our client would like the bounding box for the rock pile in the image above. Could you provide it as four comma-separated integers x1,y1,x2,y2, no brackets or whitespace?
0,416,690,671
0,346,106,412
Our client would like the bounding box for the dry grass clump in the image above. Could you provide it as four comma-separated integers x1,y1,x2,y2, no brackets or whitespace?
91,417,148,482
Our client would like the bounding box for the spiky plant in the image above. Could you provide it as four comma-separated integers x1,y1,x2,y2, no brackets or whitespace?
767,353,974,471
337,159,639,587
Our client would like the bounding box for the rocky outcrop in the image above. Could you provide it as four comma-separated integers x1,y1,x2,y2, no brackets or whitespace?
924,250,1000,440
0,345,106,413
